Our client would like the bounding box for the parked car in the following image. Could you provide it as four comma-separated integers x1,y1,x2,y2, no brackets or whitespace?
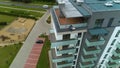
36,40,43,44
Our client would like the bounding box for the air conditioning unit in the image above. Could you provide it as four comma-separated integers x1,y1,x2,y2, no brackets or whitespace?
113,0,120,3
105,1,113,7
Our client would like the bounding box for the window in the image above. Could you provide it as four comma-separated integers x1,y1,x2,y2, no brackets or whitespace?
95,19,104,28
78,33,82,37
73,61,75,64
74,55,77,59
115,30,120,37
107,47,112,52
107,18,114,27
63,34,70,40
101,60,105,64
76,40,80,46
111,39,116,45
104,54,108,58
76,48,78,53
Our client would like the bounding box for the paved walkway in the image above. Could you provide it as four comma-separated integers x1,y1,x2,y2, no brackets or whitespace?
24,38,45,68
10,10,51,68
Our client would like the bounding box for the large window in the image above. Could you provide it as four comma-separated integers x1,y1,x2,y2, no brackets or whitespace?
107,18,114,27
63,34,70,40
94,19,104,28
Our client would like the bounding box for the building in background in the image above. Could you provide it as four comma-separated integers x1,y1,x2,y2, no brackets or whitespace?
49,0,120,68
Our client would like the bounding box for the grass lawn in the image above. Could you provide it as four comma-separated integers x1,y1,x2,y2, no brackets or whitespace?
0,14,16,23
0,6,44,19
0,14,16,29
37,34,51,68
0,43,22,68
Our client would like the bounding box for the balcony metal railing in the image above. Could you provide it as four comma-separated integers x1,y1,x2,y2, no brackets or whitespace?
85,37,105,47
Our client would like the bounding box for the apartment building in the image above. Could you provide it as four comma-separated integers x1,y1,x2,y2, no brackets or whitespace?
49,0,120,68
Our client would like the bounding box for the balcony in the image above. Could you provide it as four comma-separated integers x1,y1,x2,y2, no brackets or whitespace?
83,46,101,55
51,49,74,62
54,9,87,29
106,61,117,67
85,37,105,47
81,54,97,62
51,39,77,48
57,61,73,68
113,48,120,57
79,61,94,68
57,47,76,54
110,55,120,62
116,42,120,49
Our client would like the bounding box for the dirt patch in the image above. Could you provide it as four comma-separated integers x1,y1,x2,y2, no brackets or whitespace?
0,17,35,46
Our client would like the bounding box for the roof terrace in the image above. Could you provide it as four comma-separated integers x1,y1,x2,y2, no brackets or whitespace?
55,9,86,25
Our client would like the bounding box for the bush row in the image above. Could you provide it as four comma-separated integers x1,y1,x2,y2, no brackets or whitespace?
0,10,38,20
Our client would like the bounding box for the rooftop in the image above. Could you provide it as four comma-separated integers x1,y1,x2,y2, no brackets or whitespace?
86,0,120,12
55,9,85,25
58,0,83,18
70,0,120,12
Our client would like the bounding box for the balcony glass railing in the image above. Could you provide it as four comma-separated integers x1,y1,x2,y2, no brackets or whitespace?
109,55,120,62
83,46,101,55
57,47,76,54
51,49,74,62
51,39,77,48
85,37,105,46
106,61,117,67
57,62,73,68
81,55,97,62
79,61,94,68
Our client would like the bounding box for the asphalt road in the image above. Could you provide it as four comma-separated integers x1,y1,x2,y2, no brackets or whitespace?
10,10,51,68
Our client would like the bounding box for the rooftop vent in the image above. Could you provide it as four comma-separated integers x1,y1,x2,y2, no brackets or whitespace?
113,0,120,3
105,1,113,7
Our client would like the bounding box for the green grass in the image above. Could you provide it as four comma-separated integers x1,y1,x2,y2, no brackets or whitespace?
0,7,44,19
46,16,51,24
0,14,16,23
0,43,22,68
0,14,16,29
37,34,51,68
